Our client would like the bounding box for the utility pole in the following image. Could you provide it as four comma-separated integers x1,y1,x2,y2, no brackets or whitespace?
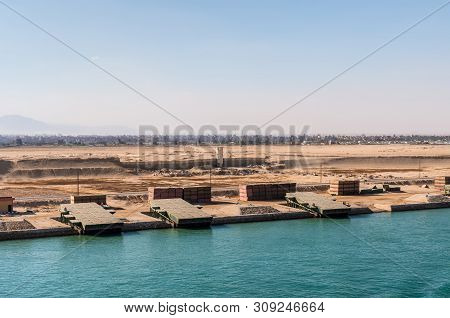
77,169,80,195
209,166,212,188
320,162,323,184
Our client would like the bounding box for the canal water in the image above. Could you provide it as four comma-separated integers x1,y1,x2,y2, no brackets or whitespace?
0,209,449,297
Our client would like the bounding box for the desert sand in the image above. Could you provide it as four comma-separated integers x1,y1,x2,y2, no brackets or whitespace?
0,144,449,229
0,144,449,197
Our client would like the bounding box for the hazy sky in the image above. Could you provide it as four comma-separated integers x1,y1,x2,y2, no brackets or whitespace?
1,0,449,134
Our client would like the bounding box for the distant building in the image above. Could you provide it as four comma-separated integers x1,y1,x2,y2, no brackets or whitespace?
0,197,14,213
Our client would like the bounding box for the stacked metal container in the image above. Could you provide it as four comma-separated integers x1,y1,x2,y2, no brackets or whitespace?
148,187,183,201
70,194,107,205
182,186,212,204
329,179,360,195
239,183,296,201
434,176,450,192
148,186,212,204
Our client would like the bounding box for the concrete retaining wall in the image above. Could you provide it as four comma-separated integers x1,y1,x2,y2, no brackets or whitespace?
0,207,379,242
122,221,171,231
349,207,373,215
212,211,313,225
390,202,450,212
0,227,76,241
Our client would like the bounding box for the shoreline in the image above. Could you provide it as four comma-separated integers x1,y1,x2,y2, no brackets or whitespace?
1,202,449,242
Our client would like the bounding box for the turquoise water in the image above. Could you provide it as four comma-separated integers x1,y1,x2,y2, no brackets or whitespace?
0,210,449,298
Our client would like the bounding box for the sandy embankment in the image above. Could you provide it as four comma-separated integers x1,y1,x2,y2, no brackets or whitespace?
0,144,448,197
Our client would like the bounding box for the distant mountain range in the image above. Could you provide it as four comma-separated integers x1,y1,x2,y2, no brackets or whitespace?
0,115,135,135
